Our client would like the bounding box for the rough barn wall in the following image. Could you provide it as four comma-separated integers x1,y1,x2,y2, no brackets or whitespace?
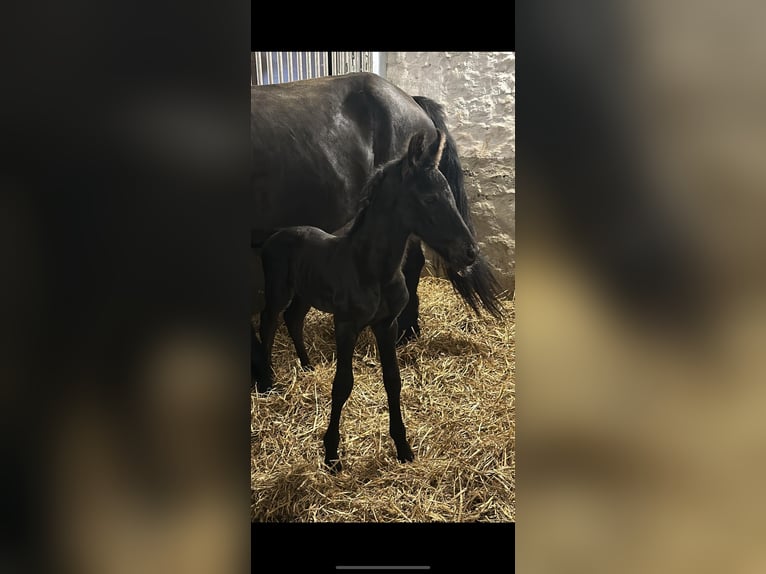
386,52,515,295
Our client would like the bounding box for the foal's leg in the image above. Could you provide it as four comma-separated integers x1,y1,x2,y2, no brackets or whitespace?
257,267,292,393
283,296,313,371
251,324,269,390
257,306,280,393
397,240,425,344
323,319,361,473
371,317,414,463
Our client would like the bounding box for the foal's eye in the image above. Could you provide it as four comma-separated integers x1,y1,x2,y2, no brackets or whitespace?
423,195,438,205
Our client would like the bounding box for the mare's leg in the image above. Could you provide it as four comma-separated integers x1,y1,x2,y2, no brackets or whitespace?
397,240,425,344
257,264,292,394
371,317,414,463
283,296,313,370
323,319,361,473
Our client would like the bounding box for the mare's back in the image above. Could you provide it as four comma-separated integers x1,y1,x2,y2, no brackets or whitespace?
251,73,436,233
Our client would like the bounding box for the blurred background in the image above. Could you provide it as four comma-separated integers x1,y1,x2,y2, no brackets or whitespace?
518,1,766,572
0,1,250,572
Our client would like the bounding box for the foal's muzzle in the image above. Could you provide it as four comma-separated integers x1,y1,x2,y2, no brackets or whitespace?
451,241,479,274
465,245,477,266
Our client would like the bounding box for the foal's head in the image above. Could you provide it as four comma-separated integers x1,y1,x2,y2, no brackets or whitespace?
397,130,478,271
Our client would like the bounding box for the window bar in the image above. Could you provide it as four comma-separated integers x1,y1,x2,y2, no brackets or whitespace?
266,51,273,85
297,51,304,80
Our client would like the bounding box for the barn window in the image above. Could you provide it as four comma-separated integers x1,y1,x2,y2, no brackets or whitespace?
250,52,385,86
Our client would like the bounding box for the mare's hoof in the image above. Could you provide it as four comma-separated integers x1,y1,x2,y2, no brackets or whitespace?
300,363,315,372
325,458,343,474
396,323,421,346
396,444,415,463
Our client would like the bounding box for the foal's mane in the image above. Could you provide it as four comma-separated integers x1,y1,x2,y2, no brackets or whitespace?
345,156,403,236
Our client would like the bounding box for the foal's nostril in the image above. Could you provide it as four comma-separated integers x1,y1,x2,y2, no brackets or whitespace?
466,246,477,264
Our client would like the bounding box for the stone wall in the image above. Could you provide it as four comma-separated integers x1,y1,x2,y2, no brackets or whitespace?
385,52,515,294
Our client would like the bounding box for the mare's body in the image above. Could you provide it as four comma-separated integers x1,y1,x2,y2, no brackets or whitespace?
251,72,503,389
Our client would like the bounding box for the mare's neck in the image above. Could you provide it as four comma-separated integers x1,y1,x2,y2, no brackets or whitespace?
348,196,411,283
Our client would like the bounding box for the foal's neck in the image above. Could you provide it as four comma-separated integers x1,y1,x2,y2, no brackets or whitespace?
348,196,411,283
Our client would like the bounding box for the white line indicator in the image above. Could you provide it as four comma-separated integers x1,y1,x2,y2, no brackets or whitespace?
336,567,431,571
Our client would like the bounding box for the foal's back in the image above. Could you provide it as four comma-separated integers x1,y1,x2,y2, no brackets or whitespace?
263,226,335,256
261,226,349,314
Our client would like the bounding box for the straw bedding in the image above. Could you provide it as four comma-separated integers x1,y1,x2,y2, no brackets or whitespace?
251,275,515,522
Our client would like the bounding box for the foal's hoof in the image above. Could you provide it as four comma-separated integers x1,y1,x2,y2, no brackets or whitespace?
396,444,415,463
325,458,343,474
252,377,273,394
396,323,420,346
300,362,315,372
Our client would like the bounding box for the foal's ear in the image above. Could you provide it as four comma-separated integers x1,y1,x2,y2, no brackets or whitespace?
406,131,427,169
423,129,446,169
405,130,445,172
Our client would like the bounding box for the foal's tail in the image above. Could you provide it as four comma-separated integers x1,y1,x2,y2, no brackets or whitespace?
251,228,280,249
412,96,506,318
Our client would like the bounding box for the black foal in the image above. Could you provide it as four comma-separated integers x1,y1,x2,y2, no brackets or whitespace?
257,129,478,472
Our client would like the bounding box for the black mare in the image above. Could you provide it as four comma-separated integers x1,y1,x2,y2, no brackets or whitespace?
252,72,503,389
258,130,477,472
